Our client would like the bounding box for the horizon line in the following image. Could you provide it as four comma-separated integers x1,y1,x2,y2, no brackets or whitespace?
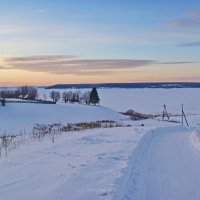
1,81,200,88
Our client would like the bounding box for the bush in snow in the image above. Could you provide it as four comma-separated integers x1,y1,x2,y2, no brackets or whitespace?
1,135,11,157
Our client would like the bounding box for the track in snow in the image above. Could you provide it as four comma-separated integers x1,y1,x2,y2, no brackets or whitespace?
115,126,200,200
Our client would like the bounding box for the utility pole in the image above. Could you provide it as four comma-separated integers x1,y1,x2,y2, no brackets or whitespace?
182,104,189,127
162,104,170,120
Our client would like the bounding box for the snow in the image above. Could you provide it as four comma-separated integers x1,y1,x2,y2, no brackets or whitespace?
0,103,126,135
38,88,200,113
114,126,200,200
0,127,146,200
98,88,200,115
190,129,200,152
1,88,200,199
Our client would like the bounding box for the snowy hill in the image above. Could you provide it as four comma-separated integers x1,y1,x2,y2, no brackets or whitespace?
0,103,126,135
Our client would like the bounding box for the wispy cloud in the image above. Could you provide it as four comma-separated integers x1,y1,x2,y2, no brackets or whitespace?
152,11,200,47
168,19,200,29
4,55,76,62
188,12,200,19
0,65,9,69
168,12,200,29
172,75,200,82
0,26,25,35
0,55,195,76
160,61,195,64
177,41,200,47
1,56,156,75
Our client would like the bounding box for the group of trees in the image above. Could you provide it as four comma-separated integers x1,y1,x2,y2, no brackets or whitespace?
0,86,38,100
0,86,100,105
49,87,100,105
49,91,61,103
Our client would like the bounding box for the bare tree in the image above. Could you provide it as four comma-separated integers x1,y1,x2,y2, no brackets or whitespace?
54,91,61,102
50,91,61,103
62,91,68,103
62,91,73,103
71,91,80,103
14,88,21,98
81,91,91,104
27,87,38,100
0,90,6,99
50,91,55,102
66,91,73,103
43,93,47,101
20,86,29,97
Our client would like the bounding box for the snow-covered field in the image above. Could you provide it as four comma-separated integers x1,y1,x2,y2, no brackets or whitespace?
1,88,200,200
38,88,200,113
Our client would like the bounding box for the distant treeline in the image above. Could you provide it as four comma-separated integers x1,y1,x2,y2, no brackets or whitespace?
46,82,200,89
0,86,38,100
0,87,100,105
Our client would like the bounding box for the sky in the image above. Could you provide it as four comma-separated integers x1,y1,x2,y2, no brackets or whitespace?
0,0,200,86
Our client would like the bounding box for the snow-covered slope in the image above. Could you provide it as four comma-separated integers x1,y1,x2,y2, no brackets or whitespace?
0,127,146,200
0,103,126,135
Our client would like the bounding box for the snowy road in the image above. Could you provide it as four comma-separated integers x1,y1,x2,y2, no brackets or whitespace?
115,126,200,200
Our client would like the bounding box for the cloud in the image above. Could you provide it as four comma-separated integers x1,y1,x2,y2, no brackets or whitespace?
0,26,25,35
188,12,200,19
151,11,200,47
0,65,9,69
172,75,200,82
4,55,76,62
178,41,200,47
160,61,195,64
168,12,200,29
1,55,195,76
37,9,44,13
168,19,199,29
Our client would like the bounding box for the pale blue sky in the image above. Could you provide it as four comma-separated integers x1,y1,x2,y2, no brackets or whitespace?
0,0,200,85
